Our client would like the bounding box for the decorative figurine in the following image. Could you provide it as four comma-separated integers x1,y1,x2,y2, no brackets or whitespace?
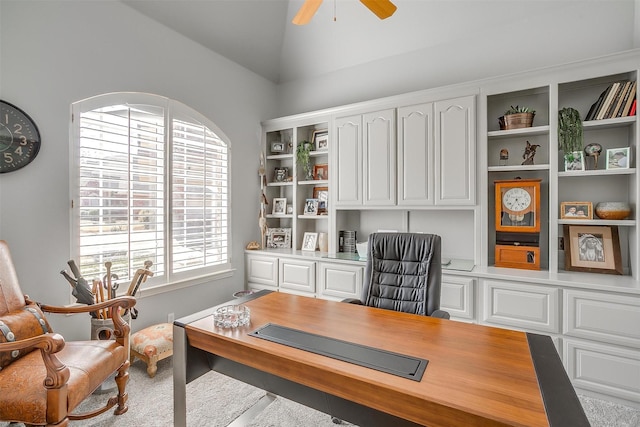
584,143,603,169
521,140,540,165
499,148,509,166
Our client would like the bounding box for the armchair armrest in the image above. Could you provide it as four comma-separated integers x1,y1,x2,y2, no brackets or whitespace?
431,309,450,320
35,296,136,340
0,333,70,388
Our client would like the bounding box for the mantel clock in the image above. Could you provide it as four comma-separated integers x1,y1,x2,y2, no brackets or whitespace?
494,178,542,270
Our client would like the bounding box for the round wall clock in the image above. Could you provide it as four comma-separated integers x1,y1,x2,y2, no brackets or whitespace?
0,100,41,173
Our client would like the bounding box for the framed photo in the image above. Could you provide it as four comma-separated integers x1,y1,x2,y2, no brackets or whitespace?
286,204,293,214
266,228,291,249
560,201,593,219
564,151,585,171
606,147,630,170
313,186,328,214
313,163,328,180
563,225,622,274
273,166,288,182
303,198,319,216
272,198,287,215
301,232,318,251
312,130,329,151
270,141,285,154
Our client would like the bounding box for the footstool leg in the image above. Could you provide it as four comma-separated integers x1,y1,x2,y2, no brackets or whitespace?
147,355,159,378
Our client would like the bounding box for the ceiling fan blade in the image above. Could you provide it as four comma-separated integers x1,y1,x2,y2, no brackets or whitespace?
292,0,323,25
360,0,397,20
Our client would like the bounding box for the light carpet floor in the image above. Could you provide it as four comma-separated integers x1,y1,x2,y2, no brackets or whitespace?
2,357,639,426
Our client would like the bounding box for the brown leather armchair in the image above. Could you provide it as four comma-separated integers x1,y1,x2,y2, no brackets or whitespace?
0,240,136,426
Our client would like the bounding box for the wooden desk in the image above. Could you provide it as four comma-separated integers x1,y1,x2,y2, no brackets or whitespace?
174,291,588,427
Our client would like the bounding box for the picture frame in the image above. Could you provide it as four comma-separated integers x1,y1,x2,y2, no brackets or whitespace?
273,166,288,182
560,201,593,219
313,163,328,180
312,130,329,151
272,197,287,215
270,141,285,154
606,147,630,170
266,228,291,249
313,186,328,214
303,198,319,216
563,225,622,275
301,232,318,251
564,151,585,171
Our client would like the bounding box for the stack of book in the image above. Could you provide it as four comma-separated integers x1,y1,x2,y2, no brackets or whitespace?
585,80,637,121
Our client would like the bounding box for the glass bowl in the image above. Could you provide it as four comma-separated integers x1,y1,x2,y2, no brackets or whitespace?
213,304,250,329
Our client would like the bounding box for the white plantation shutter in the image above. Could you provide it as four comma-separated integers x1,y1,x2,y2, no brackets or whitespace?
71,93,230,287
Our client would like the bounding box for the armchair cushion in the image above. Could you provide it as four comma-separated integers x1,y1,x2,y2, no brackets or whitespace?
0,304,52,368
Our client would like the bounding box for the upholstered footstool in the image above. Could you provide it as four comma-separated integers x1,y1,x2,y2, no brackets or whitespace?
130,323,173,378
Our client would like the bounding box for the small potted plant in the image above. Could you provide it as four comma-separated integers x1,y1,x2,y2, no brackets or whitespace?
296,140,314,180
558,107,584,163
499,105,536,130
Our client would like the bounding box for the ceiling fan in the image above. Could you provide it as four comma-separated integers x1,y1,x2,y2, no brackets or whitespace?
292,0,397,25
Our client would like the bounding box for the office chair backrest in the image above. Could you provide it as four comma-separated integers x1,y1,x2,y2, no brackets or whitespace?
363,232,442,316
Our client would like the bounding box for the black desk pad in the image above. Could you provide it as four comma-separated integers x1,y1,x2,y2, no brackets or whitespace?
249,323,427,381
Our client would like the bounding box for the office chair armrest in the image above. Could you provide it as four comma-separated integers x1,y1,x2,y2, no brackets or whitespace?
341,298,363,305
431,309,450,320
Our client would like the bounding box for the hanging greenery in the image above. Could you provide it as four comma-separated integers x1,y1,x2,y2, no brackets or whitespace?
558,107,583,157
296,140,313,179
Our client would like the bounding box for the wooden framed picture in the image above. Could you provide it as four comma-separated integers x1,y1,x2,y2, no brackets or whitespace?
313,163,328,180
301,232,318,251
303,198,319,216
560,201,593,219
606,147,630,170
564,151,585,171
266,228,291,249
270,141,285,154
563,225,622,274
313,186,328,214
312,130,329,151
272,198,287,215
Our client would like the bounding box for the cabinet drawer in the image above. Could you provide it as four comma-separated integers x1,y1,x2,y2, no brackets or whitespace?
481,279,559,333
441,275,475,320
564,289,640,348
246,255,278,286
564,338,640,403
318,263,363,300
279,259,316,293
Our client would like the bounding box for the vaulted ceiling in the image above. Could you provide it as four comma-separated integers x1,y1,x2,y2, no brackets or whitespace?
121,0,605,85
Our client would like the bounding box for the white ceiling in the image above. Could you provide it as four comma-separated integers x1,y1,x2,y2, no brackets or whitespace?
121,0,595,85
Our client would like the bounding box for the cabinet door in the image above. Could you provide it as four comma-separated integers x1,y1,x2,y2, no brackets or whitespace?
334,115,362,206
363,109,396,205
397,102,434,206
440,275,475,320
279,259,316,294
481,279,559,333
318,262,363,300
434,95,476,205
246,254,278,287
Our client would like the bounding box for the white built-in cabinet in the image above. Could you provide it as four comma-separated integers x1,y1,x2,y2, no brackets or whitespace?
254,49,640,408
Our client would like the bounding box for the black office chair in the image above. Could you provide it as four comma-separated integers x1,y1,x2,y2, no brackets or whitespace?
345,232,450,319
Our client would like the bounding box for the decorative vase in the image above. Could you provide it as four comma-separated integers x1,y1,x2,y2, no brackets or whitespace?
594,202,631,220
318,233,328,252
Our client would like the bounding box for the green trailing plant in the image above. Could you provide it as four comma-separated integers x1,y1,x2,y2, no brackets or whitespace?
296,140,313,179
558,107,583,158
504,105,536,115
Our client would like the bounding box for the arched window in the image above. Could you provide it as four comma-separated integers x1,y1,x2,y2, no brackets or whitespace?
70,93,231,290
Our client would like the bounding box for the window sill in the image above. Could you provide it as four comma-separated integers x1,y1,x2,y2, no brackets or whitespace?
137,268,236,299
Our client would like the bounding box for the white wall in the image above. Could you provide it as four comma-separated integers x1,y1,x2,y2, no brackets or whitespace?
0,0,277,339
277,0,639,116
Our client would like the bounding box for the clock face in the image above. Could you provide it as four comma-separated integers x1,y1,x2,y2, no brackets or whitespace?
0,100,41,173
502,187,532,212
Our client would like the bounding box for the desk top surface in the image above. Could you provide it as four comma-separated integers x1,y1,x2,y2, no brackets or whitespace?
182,291,550,427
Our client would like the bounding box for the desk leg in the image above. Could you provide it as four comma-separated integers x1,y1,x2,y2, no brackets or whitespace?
173,324,187,427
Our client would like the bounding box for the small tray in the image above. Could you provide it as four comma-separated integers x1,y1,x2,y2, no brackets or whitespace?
213,305,251,328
